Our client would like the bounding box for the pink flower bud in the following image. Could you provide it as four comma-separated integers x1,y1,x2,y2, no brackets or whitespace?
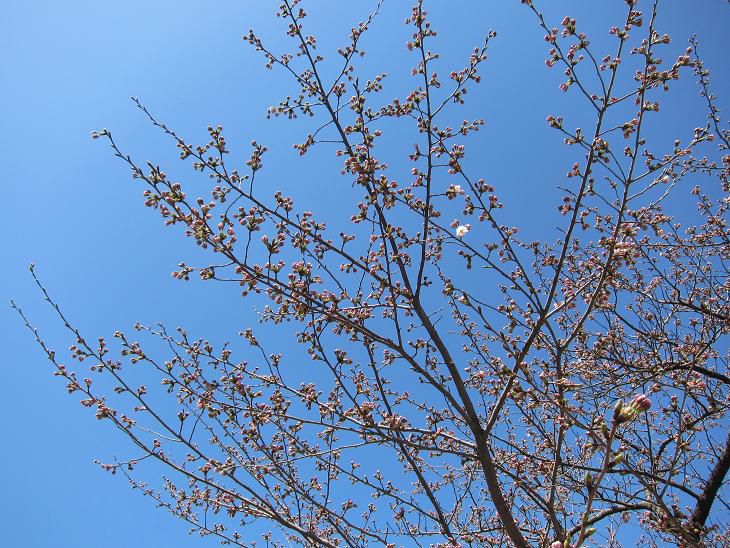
630,394,651,411
617,394,651,423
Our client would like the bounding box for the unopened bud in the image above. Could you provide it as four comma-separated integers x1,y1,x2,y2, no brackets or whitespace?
631,394,651,411
618,394,652,424
609,452,624,467
613,399,623,421
584,471,593,489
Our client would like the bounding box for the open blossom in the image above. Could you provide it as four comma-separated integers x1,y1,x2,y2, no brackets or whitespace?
456,225,470,238
446,184,465,199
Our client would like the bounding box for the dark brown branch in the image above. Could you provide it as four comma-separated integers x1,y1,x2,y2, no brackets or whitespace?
690,428,730,533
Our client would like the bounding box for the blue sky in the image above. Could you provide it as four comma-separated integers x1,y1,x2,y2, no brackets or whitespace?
2,1,728,546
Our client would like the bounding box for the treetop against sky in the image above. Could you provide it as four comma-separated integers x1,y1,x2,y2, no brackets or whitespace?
3,1,729,546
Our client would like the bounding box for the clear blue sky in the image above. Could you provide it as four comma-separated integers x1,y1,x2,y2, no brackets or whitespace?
2,1,728,546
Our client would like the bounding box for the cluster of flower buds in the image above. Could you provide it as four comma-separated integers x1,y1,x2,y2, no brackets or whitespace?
551,526,597,548
613,394,651,425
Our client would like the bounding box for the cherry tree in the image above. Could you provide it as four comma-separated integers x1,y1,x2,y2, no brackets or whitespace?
15,1,729,546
